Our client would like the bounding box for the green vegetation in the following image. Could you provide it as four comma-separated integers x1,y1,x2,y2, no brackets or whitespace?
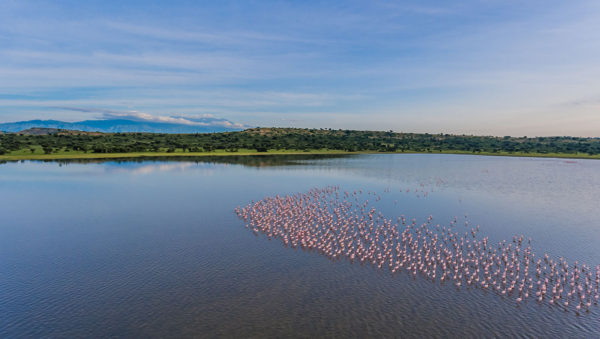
1,127,599,160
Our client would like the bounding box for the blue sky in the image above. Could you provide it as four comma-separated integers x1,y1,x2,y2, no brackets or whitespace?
1,0,599,136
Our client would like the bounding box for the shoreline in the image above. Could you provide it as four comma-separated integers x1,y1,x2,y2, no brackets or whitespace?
1,149,599,161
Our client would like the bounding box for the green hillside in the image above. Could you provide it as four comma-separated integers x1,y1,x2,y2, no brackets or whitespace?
1,127,599,160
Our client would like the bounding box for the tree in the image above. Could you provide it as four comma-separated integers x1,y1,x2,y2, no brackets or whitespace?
42,146,53,154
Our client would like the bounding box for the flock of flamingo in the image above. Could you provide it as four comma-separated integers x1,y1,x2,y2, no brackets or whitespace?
235,186,600,315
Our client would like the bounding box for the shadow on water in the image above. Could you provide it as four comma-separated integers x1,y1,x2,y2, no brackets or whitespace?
0,154,353,168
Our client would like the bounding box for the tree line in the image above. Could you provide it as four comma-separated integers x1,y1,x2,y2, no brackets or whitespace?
1,127,599,156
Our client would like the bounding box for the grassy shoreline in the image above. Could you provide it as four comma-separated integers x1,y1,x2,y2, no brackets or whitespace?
1,149,599,161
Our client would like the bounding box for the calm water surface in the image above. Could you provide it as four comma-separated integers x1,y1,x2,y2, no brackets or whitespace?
1,154,600,338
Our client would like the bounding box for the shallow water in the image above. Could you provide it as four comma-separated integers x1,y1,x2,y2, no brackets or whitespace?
1,154,599,338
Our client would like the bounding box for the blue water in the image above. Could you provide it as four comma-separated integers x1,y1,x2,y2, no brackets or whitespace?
1,154,599,337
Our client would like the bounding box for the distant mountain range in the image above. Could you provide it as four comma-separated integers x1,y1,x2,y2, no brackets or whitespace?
16,128,105,136
0,118,245,134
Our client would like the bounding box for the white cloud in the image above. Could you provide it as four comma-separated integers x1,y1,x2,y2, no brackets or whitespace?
102,111,206,125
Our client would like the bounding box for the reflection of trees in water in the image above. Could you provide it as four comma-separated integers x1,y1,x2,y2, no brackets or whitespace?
10,154,353,168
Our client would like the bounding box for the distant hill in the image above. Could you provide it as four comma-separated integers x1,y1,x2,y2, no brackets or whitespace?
0,118,244,134
16,128,104,136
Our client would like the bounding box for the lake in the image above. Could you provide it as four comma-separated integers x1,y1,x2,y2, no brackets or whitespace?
1,154,600,338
